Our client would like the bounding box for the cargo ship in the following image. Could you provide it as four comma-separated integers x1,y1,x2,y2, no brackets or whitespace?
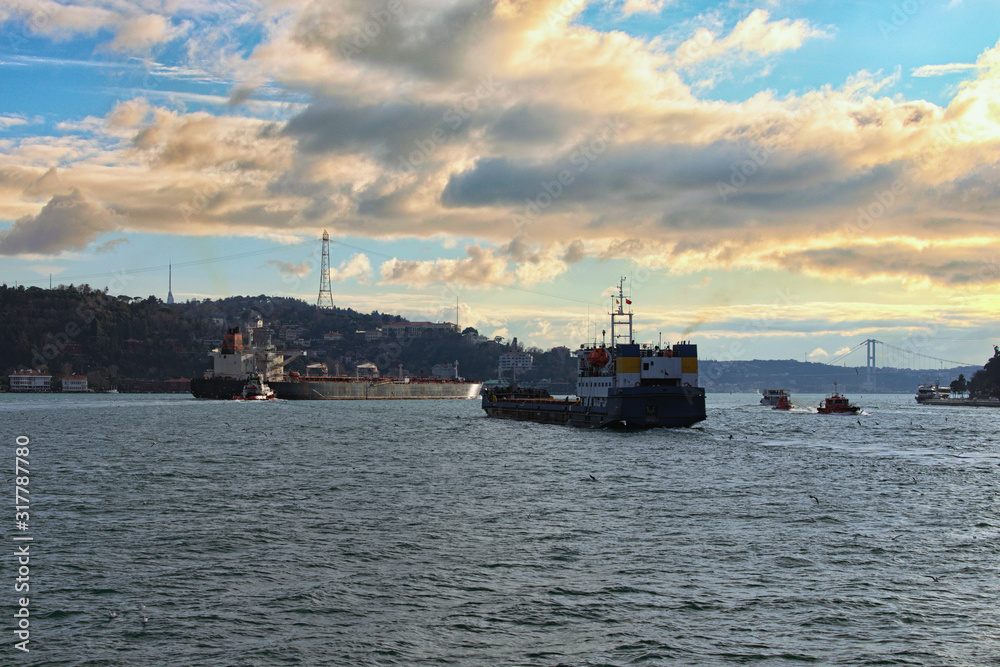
190,327,482,400
481,279,707,429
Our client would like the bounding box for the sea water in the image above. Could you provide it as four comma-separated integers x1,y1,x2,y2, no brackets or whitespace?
1,392,998,665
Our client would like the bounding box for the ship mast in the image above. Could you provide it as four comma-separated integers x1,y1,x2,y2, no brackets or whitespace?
609,276,633,348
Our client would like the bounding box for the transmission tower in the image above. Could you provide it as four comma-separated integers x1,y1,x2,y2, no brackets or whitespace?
317,230,334,309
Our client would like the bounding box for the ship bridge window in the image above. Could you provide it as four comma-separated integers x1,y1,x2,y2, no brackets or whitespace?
643,362,649,370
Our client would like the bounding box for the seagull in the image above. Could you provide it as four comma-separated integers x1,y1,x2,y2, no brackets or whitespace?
589,474,597,482
108,611,117,620
141,615,148,625
808,495,820,503
924,575,941,582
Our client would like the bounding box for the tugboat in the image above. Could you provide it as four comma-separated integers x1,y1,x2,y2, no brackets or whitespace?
481,278,707,429
773,394,792,410
237,373,275,401
817,382,859,414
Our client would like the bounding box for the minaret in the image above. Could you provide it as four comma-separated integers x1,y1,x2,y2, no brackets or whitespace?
167,263,175,304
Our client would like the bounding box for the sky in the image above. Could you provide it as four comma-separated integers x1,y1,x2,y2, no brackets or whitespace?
1,0,999,368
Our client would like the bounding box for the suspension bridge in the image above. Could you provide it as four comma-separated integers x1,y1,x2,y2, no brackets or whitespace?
827,339,978,391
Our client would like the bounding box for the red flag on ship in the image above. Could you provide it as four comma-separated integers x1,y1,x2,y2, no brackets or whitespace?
625,299,632,304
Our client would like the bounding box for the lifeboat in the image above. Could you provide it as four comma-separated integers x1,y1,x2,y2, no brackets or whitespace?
587,347,610,367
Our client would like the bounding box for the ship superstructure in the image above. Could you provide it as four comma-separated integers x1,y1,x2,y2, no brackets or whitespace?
482,279,707,429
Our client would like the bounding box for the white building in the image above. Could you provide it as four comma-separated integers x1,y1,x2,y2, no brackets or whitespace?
61,375,88,392
382,321,458,338
498,353,533,378
323,332,344,342
9,370,52,392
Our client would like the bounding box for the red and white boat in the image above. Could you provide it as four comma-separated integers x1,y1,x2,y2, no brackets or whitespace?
773,394,792,410
817,382,859,414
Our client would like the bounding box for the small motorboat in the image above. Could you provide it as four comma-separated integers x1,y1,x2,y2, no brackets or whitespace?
236,374,275,401
818,382,859,414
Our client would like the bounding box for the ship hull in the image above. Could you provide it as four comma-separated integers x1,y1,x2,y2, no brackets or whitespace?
915,398,1000,407
483,386,706,429
190,377,246,399
192,376,482,400
272,378,482,400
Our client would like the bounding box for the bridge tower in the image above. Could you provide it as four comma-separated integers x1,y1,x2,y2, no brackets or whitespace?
865,338,877,391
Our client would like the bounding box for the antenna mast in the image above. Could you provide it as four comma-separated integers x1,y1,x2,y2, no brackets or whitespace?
317,230,334,309
167,263,175,304
609,276,633,347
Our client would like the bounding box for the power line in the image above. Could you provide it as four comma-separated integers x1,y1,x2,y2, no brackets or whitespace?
328,238,603,307
7,234,604,308
9,239,317,287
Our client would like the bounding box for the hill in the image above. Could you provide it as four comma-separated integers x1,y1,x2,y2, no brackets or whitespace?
0,285,565,388
0,285,993,396
699,358,982,395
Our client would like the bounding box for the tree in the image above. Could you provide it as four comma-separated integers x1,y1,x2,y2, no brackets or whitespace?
950,373,967,397
968,346,1000,398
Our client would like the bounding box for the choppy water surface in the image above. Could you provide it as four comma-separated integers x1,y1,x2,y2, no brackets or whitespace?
2,392,998,666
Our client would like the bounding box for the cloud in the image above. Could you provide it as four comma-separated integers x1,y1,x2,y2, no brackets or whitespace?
380,245,510,288
0,1,183,53
0,189,124,255
268,259,312,278
673,9,828,68
0,0,998,300
107,99,151,129
329,252,372,283
808,347,829,359
105,14,183,53
912,63,981,77
0,116,28,129
622,0,672,15
95,237,128,253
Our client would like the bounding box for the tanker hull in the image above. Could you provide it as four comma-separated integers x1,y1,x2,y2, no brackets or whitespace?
271,378,482,400
483,385,706,429
190,377,247,399
192,376,482,400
